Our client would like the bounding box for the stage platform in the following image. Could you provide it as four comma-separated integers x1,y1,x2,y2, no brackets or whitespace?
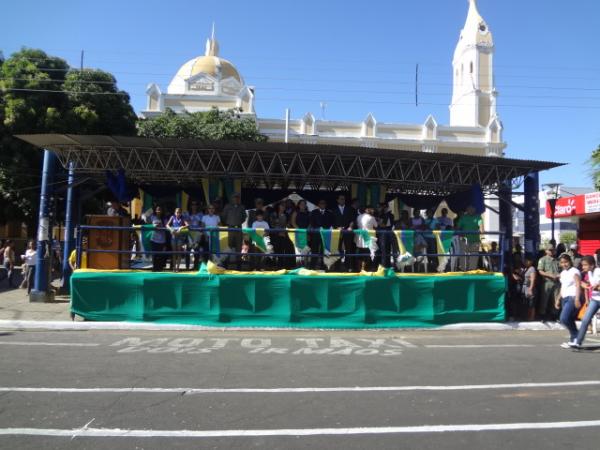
70,263,505,328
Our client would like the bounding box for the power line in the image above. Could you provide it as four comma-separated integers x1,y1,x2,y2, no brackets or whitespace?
11,51,600,73
6,87,600,109
3,88,129,96
6,77,600,101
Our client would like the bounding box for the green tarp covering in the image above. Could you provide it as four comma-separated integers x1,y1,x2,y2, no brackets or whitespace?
71,269,505,328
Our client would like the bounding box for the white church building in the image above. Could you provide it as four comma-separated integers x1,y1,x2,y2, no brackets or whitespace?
141,0,505,230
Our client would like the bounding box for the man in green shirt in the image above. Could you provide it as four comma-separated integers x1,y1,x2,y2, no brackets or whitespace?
457,206,483,271
537,246,560,320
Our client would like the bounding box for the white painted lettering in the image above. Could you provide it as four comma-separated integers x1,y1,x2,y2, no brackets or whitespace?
241,339,271,348
110,338,169,347
168,338,204,347
295,338,324,348
329,347,354,355
147,347,178,353
117,347,152,353
330,338,360,348
292,348,334,355
262,348,289,354
354,349,379,356
208,338,239,348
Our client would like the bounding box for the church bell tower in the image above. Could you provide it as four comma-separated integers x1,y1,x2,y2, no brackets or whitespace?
450,0,498,128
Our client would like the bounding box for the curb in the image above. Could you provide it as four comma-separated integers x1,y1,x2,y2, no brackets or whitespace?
0,320,567,332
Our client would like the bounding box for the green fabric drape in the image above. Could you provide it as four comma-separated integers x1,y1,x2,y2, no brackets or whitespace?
71,271,505,328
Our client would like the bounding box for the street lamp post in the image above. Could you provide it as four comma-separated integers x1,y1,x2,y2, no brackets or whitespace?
543,183,562,247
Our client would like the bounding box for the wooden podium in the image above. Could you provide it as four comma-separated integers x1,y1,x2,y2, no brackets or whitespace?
86,215,131,270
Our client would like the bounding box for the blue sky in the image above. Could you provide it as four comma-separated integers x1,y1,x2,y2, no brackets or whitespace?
2,0,599,189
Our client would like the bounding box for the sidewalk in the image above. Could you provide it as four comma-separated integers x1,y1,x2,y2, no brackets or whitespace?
0,285,72,322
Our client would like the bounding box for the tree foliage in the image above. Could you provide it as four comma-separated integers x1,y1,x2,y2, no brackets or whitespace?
0,48,136,229
137,108,268,142
591,145,600,190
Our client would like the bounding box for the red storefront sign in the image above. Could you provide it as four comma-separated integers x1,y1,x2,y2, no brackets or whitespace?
546,192,600,218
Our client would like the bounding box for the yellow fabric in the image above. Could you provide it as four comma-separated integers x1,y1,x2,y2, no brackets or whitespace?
205,260,500,277
69,250,87,269
201,178,210,206
181,191,189,210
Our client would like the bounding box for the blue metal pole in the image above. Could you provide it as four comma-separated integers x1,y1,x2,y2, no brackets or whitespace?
30,149,57,302
60,161,75,293
498,181,513,271
524,172,540,260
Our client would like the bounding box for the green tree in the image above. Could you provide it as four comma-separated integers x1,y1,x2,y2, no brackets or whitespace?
0,48,136,231
591,145,600,190
559,231,577,248
137,108,268,142
63,69,136,135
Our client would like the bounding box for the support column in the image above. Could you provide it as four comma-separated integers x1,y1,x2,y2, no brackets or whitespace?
30,149,57,302
524,172,540,260
60,161,76,293
498,181,513,271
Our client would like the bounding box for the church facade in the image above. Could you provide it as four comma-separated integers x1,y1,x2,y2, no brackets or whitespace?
141,0,504,229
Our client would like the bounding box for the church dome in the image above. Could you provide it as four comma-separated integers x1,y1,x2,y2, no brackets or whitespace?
166,27,244,95
184,55,242,83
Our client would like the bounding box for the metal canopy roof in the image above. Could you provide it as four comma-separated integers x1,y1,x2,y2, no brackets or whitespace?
16,134,563,195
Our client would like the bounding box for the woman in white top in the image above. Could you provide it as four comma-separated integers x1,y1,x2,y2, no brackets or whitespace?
555,254,582,348
572,256,600,348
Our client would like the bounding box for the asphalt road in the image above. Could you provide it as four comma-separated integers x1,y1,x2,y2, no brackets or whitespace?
0,328,599,449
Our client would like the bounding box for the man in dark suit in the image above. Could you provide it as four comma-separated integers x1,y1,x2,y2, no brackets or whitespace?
309,199,334,270
332,194,357,271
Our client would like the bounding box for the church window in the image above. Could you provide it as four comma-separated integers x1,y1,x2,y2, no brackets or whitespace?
222,85,238,95
189,79,214,91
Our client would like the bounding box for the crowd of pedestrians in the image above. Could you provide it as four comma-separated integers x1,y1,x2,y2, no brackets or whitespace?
0,239,37,293
508,242,600,347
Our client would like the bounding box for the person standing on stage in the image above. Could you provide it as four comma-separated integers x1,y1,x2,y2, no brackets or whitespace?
570,256,600,348
356,205,378,272
309,199,334,270
437,208,454,230
457,205,483,271
166,207,189,273
221,193,247,269
332,195,356,272
247,198,265,228
183,201,203,270
149,206,167,272
291,200,310,229
556,254,582,348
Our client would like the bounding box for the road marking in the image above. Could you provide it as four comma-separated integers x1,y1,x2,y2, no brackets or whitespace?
1,380,599,395
0,341,100,347
424,344,540,348
1,420,600,438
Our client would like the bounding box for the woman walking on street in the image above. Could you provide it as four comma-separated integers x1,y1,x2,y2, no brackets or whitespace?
570,256,600,348
556,254,582,348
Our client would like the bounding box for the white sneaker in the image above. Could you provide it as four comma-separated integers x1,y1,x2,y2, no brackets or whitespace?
560,341,575,349
568,341,581,349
